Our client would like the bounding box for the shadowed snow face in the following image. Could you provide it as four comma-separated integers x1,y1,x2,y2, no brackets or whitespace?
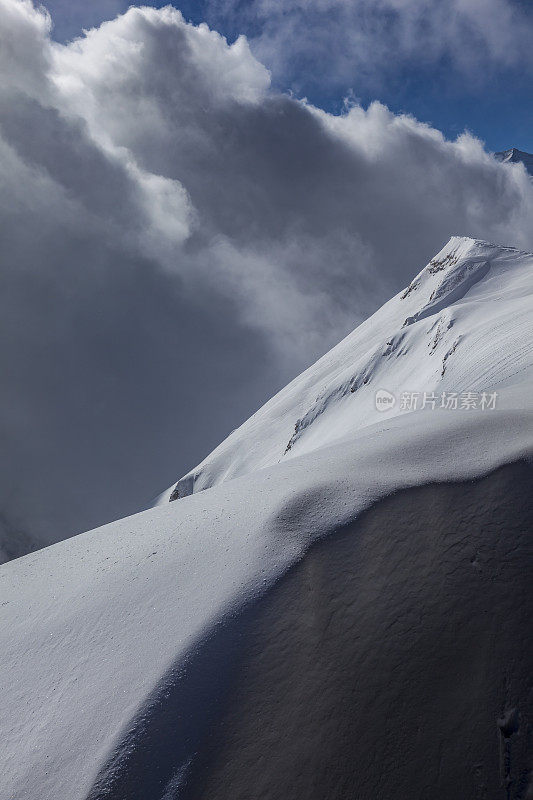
0,0,532,552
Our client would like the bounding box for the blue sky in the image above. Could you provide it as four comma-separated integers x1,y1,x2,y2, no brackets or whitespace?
44,0,532,154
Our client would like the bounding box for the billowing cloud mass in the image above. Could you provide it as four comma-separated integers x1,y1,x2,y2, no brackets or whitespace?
0,0,532,557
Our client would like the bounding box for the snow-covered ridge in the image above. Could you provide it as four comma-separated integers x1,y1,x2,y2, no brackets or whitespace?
1,393,532,799
1,235,532,799
163,236,533,503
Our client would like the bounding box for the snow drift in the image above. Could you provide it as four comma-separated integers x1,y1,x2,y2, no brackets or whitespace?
0,237,532,799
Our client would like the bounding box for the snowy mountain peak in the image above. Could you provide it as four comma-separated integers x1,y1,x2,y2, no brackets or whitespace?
495,147,533,175
162,236,533,503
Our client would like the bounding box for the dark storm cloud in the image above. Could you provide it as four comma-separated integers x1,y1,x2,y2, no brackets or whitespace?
0,0,532,557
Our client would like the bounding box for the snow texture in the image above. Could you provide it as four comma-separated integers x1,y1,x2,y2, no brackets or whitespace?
181,462,533,800
163,236,533,503
0,237,532,799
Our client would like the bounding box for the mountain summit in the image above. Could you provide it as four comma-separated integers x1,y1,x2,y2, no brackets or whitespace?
163,235,533,503
495,147,533,175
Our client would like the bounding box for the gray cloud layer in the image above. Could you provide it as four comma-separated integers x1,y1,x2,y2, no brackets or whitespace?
1,0,532,557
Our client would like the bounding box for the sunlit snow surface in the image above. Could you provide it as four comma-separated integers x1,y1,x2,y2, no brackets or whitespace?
163,237,533,500
0,237,532,799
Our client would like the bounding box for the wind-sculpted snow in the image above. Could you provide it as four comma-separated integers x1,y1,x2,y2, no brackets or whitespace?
402,258,490,326
181,462,533,800
163,236,533,502
0,406,532,800
0,236,532,799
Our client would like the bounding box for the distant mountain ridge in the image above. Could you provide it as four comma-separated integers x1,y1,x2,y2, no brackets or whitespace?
495,147,533,175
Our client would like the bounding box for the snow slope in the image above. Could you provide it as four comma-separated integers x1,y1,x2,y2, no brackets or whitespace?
182,462,533,800
162,236,533,502
0,236,532,799
1,411,532,800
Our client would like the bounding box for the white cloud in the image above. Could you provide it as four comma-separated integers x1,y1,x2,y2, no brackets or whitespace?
0,0,532,557
0,0,51,94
